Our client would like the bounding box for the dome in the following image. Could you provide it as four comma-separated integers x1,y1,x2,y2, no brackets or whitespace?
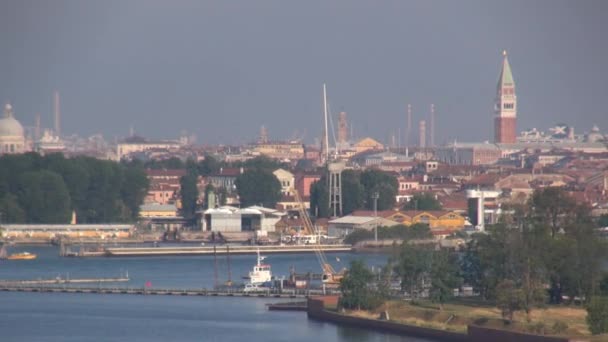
0,103,24,138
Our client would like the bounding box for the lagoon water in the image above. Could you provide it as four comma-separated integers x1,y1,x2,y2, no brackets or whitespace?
0,245,433,342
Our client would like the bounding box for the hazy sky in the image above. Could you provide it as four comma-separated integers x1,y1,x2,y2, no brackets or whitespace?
1,0,607,145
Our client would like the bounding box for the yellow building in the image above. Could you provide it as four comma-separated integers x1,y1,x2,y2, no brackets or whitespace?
353,137,384,154
139,204,179,218
351,210,465,230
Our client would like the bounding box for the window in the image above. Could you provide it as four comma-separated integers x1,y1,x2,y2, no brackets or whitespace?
503,103,514,109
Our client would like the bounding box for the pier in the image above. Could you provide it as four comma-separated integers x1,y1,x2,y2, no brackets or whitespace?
0,277,130,286
0,284,329,298
73,244,354,257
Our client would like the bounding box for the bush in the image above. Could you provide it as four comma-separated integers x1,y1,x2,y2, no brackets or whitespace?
551,321,568,334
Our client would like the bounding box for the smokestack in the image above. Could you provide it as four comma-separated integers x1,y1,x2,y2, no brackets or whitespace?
54,90,61,137
35,114,41,141
406,104,412,147
337,111,348,144
430,104,435,147
419,120,426,148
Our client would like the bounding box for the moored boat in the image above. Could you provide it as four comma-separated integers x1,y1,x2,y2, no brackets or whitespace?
247,249,272,285
7,252,37,260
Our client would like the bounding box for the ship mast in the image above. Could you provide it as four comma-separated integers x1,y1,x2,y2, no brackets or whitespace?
323,83,330,163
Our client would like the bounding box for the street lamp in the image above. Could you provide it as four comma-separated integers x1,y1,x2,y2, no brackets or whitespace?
372,192,379,242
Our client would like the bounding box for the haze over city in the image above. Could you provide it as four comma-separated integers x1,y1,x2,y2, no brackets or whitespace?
1,0,607,144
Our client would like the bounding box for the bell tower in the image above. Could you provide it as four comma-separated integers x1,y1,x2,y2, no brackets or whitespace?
494,50,517,144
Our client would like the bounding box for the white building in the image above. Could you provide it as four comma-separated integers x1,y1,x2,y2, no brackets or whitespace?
273,168,295,196
200,206,285,233
0,103,26,155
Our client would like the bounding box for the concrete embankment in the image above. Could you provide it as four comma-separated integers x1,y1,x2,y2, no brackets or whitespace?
103,244,352,257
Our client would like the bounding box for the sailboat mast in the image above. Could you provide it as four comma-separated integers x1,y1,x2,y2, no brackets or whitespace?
323,83,330,163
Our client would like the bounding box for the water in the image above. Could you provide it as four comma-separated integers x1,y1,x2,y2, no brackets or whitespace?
0,245,433,342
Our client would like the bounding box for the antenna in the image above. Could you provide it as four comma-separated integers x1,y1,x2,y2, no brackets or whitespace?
54,90,61,137
430,103,435,147
323,83,330,163
406,104,412,147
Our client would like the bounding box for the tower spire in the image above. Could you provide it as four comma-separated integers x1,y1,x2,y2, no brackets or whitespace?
494,50,517,144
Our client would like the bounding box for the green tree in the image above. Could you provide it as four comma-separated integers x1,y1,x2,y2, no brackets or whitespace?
235,168,281,208
341,170,364,215
180,174,199,219
395,243,433,300
120,164,149,220
310,176,329,218
17,170,71,223
197,155,222,176
403,192,443,211
496,279,524,323
529,187,576,238
360,169,398,210
587,296,608,335
339,259,383,310
0,194,25,223
429,250,462,310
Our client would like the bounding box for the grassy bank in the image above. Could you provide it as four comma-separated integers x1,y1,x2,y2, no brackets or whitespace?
342,299,608,341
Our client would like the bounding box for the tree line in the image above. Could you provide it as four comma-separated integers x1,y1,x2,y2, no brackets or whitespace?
339,187,608,334
0,153,149,224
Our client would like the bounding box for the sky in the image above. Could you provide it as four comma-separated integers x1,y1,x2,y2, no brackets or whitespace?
1,0,607,145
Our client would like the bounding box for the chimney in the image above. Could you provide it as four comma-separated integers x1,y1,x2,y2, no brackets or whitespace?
419,120,426,148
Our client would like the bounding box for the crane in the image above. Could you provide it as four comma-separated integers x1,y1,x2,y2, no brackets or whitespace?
292,188,345,287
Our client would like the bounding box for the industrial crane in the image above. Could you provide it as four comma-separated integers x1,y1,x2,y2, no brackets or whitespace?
292,188,345,287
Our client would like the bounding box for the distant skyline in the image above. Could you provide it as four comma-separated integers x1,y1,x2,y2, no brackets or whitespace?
1,0,607,145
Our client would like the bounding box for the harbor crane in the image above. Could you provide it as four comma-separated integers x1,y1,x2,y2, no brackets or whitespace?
292,188,345,287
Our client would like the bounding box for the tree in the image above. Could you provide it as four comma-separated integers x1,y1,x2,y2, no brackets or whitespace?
235,168,281,208
0,194,25,223
360,169,398,210
395,243,433,300
403,192,442,211
310,176,329,218
120,164,149,220
197,155,222,176
529,187,576,238
496,279,524,323
180,174,199,219
587,296,608,335
17,170,71,223
339,259,383,310
429,250,462,310
341,170,364,215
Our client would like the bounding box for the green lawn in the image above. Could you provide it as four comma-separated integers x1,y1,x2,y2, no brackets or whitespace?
342,299,608,340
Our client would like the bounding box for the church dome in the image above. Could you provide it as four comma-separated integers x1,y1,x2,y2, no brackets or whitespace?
0,103,24,138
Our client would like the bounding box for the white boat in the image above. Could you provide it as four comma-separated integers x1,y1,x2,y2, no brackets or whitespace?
247,249,272,285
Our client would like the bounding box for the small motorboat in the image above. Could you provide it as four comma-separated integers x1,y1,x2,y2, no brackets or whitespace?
7,252,37,260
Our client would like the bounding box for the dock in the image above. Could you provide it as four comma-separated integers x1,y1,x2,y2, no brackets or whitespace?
0,277,129,286
100,244,352,257
0,284,329,299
